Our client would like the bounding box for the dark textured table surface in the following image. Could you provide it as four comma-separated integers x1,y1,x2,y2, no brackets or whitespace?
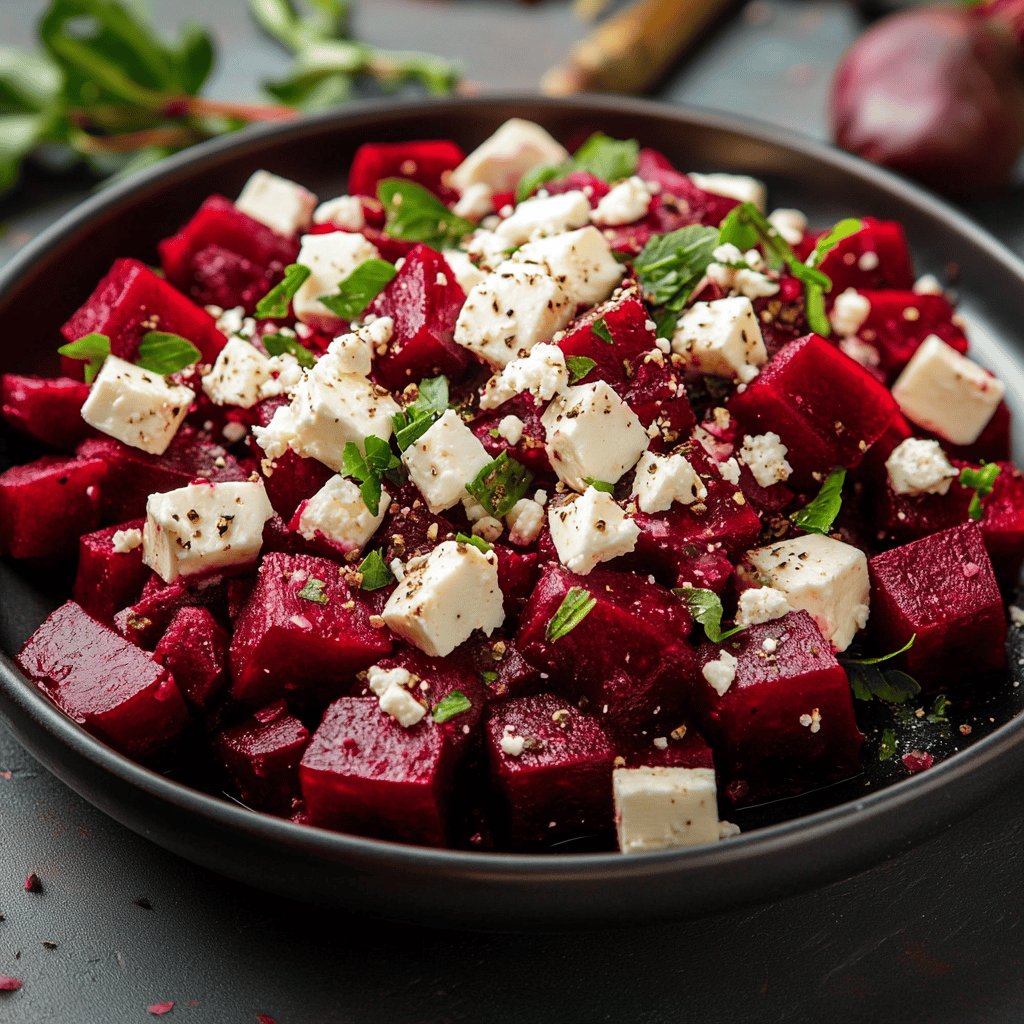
2,2,1024,1022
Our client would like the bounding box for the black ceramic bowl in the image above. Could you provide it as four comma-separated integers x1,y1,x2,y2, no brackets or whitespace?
1,96,1022,931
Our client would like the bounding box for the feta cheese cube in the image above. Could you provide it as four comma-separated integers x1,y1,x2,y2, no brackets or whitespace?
497,414,525,445
767,208,808,246
541,381,649,492
313,194,365,229
738,432,793,488
402,409,492,513
702,649,738,696
548,487,640,575
614,766,722,854
81,356,192,456
441,249,486,295
235,170,317,237
506,496,545,546
630,451,707,514
454,260,573,367
142,481,274,583
829,288,871,337
452,182,494,222
295,475,390,553
885,437,958,496
735,586,790,627
479,342,568,410
201,337,274,409
745,534,870,652
688,171,766,211
892,335,1005,445
382,540,505,657
495,190,591,246
293,232,381,326
378,684,427,728
913,274,945,296
592,176,652,226
672,296,768,381
450,118,570,194
515,226,624,308
464,228,513,273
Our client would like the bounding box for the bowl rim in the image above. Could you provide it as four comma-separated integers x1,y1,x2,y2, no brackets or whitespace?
2,91,1023,883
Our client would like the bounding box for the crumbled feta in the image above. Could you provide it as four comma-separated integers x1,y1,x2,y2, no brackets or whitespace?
839,336,881,368
450,118,570,193
515,226,624,307
746,535,870,651
402,409,492,513
293,232,381,326
382,540,504,657
473,515,504,542
437,252,482,297
319,319,394,378
829,288,871,337
591,176,652,226
464,228,513,272
479,342,569,409
767,208,807,246
452,182,494,222
688,171,766,211
885,437,958,496
378,684,427,728
913,273,944,296
506,497,545,546
547,487,640,575
235,170,317,237
142,481,274,583
366,664,413,696
892,335,1005,446
80,356,192,456
201,337,274,409
497,414,525,445
295,475,390,553
500,725,526,757
630,450,707,514
702,649,738,697
858,251,880,272
614,766,722,853
111,527,143,554
313,194,366,229
799,708,823,734
736,586,790,627
213,305,254,339
495,190,591,245
717,457,742,485
672,296,768,381
738,432,793,488
541,381,649,492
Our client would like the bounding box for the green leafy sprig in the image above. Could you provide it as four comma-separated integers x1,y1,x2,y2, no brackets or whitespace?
791,468,846,535
515,132,639,202
960,462,1001,521
676,587,744,644
342,435,400,517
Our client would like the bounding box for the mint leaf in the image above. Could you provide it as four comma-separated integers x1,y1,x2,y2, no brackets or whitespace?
791,468,846,535
879,727,897,762
431,689,472,723
515,131,638,202
455,532,492,553
392,375,449,451
466,451,533,518
262,331,316,369
848,665,921,704
634,225,719,316
583,477,615,493
960,462,1001,521
591,317,614,345
676,587,744,644
342,436,398,516
318,258,397,319
256,263,311,319
378,178,474,248
136,331,201,375
566,355,596,383
297,577,329,604
545,586,597,642
927,694,951,724
358,549,395,590
807,217,863,268
57,332,110,384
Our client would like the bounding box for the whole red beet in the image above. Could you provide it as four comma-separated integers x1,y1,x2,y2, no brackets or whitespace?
830,6,1024,196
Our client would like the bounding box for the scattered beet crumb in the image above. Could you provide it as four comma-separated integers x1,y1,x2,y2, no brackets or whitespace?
134,897,153,910
147,1001,175,1016
24,873,41,894
41,941,57,950
0,976,23,992
959,724,973,736
902,750,934,773
256,1015,278,1024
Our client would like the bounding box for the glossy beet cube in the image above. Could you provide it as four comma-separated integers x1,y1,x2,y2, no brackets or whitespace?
617,726,716,771
813,217,915,294
485,693,615,848
61,258,225,374
300,696,453,845
0,455,106,559
16,601,188,757
230,553,392,705
367,245,470,391
728,333,899,486
72,519,149,622
377,484,458,564
695,611,863,805
471,394,553,478
517,564,699,733
217,702,310,815
463,632,545,701
623,358,696,450
494,545,539,616
348,139,464,200
159,195,300,312
868,522,1007,688
750,274,809,358
0,375,92,451
153,606,229,710
635,149,740,226
115,573,232,648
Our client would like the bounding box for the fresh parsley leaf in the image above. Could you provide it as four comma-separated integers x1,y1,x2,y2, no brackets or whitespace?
591,317,614,345
566,355,597,383
847,664,921,704
431,689,472,723
480,669,499,685
514,131,638,202
807,217,864,268
135,331,201,375
392,375,449,450
634,225,719,316
378,178,474,248
515,163,569,204
358,549,395,591
583,477,615,493
262,331,316,369
960,462,1001,521
791,468,846,535
342,436,399,516
545,586,597,642
455,532,492,553
57,332,110,384
255,263,311,319
676,587,744,644
297,577,329,604
843,635,916,666
318,258,397,319
928,694,951,724
878,727,897,762
466,451,533,518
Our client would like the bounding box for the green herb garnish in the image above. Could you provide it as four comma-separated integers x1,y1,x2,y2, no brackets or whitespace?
591,317,614,345
136,331,201,375
358,549,395,591
843,635,916,667
431,689,472,723
297,577,329,605
928,694,951,724
960,462,1001,521
262,331,316,369
583,478,615,494
566,355,597,383
455,532,492,554
378,178,474,249
342,435,400,516
847,666,921,704
57,332,110,383
634,225,719,334
515,131,639,202
545,586,597,642
255,263,311,319
878,727,897,762
465,451,533,518
318,258,397,320
791,468,846,535
392,375,449,451
676,587,744,644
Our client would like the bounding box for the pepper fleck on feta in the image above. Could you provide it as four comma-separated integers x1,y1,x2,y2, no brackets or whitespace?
548,487,640,575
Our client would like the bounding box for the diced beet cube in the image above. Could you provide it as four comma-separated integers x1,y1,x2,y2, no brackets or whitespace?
61,258,225,374
116,573,231,648
813,217,915,294
217,703,310,814
158,195,300,312
348,139,464,200
1,375,93,451
623,358,697,450
153,606,229,710
695,611,863,805
517,564,699,733
300,696,453,845
485,693,615,848
750,274,810,358
230,553,392,705
377,484,458,563
494,545,539,616
618,726,716,771
728,334,899,486
868,522,1007,688
0,455,106,559
367,245,470,391
72,519,148,622
463,632,544,701
635,149,740,226
16,601,188,757
470,395,553,478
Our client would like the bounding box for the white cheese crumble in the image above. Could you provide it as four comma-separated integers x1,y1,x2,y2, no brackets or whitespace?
514,226,625,308
829,288,871,337
292,232,381,326
441,249,486,294
365,664,414,697
547,487,640,575
402,409,492,513
450,118,570,194
235,170,317,237
295,475,390,553
630,450,707,514
378,684,427,728
885,437,958,497
738,432,793,488
497,414,526,446
799,708,823,734
688,171,766,210
702,649,738,697
495,190,591,245
313,194,365,229
500,725,526,757
506,497,545,546
110,528,143,554
736,586,791,627
913,273,944,296
452,182,494,222
479,342,569,410
201,336,274,409
672,296,768,381
767,208,807,246
839,336,881,369
614,766,723,854
717,457,742,486
591,176,652,226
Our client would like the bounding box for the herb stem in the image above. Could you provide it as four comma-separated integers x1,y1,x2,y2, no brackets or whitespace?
74,126,203,154
162,95,299,123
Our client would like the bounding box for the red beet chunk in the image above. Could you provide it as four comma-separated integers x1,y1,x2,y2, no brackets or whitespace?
470,394,553,478
494,545,539,616
695,611,863,805
623,358,696,450
517,564,699,733
73,519,148,621
61,258,225,374
158,195,300,312
868,522,1007,688
0,455,106,559
154,606,229,710
0,375,93,451
813,217,915,294
116,573,232,648
217,702,310,814
377,484,458,563
618,726,716,771
300,696,453,845
728,333,899,486
230,553,392,705
367,245,470,391
750,275,810,358
485,693,615,848
16,601,188,757
635,148,740,226
348,139,464,200
463,632,545,701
